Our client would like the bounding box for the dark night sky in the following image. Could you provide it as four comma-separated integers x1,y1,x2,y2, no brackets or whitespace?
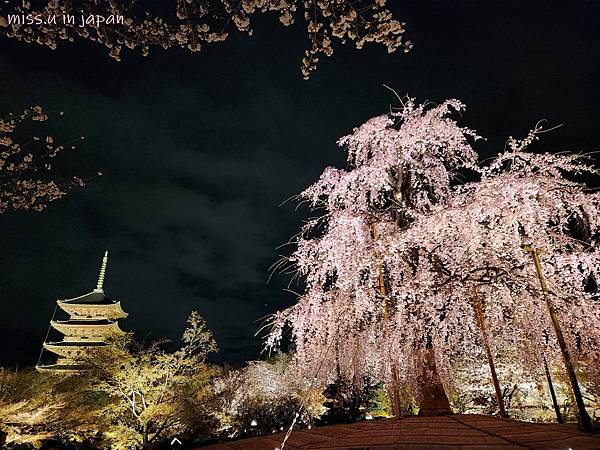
1,1,599,366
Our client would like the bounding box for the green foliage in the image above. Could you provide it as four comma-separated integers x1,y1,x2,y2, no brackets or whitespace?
80,311,218,449
0,368,106,447
367,385,393,418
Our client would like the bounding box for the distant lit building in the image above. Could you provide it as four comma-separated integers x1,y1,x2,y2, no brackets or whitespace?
36,251,128,372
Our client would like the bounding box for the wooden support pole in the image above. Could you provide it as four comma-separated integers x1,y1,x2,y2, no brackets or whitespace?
523,245,592,431
543,355,564,423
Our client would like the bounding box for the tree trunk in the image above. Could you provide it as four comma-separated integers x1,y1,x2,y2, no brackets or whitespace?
373,222,451,417
472,290,507,417
142,422,149,448
524,245,592,431
387,365,403,416
416,343,452,416
373,222,404,416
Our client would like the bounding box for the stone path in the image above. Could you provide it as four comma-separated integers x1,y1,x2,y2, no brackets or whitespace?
199,414,600,449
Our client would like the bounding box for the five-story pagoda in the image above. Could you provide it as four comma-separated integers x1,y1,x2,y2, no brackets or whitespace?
36,251,128,372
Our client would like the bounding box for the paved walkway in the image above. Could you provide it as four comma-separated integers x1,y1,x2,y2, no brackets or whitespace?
199,414,600,449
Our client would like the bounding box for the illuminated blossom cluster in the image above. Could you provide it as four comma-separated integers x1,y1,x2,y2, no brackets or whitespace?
0,1,411,79
268,99,600,403
384,139,600,389
0,106,84,214
268,99,479,389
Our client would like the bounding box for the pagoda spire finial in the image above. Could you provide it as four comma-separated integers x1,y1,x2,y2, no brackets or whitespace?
95,251,108,292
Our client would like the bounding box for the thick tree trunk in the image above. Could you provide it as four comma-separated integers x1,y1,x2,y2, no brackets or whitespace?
416,344,452,416
523,245,592,431
373,222,405,416
388,365,403,416
142,422,149,448
373,222,450,417
473,291,507,417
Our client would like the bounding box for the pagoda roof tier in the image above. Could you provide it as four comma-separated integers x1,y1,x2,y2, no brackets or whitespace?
43,341,107,357
58,289,118,305
50,319,124,335
56,252,126,311
53,319,115,325
57,299,128,318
